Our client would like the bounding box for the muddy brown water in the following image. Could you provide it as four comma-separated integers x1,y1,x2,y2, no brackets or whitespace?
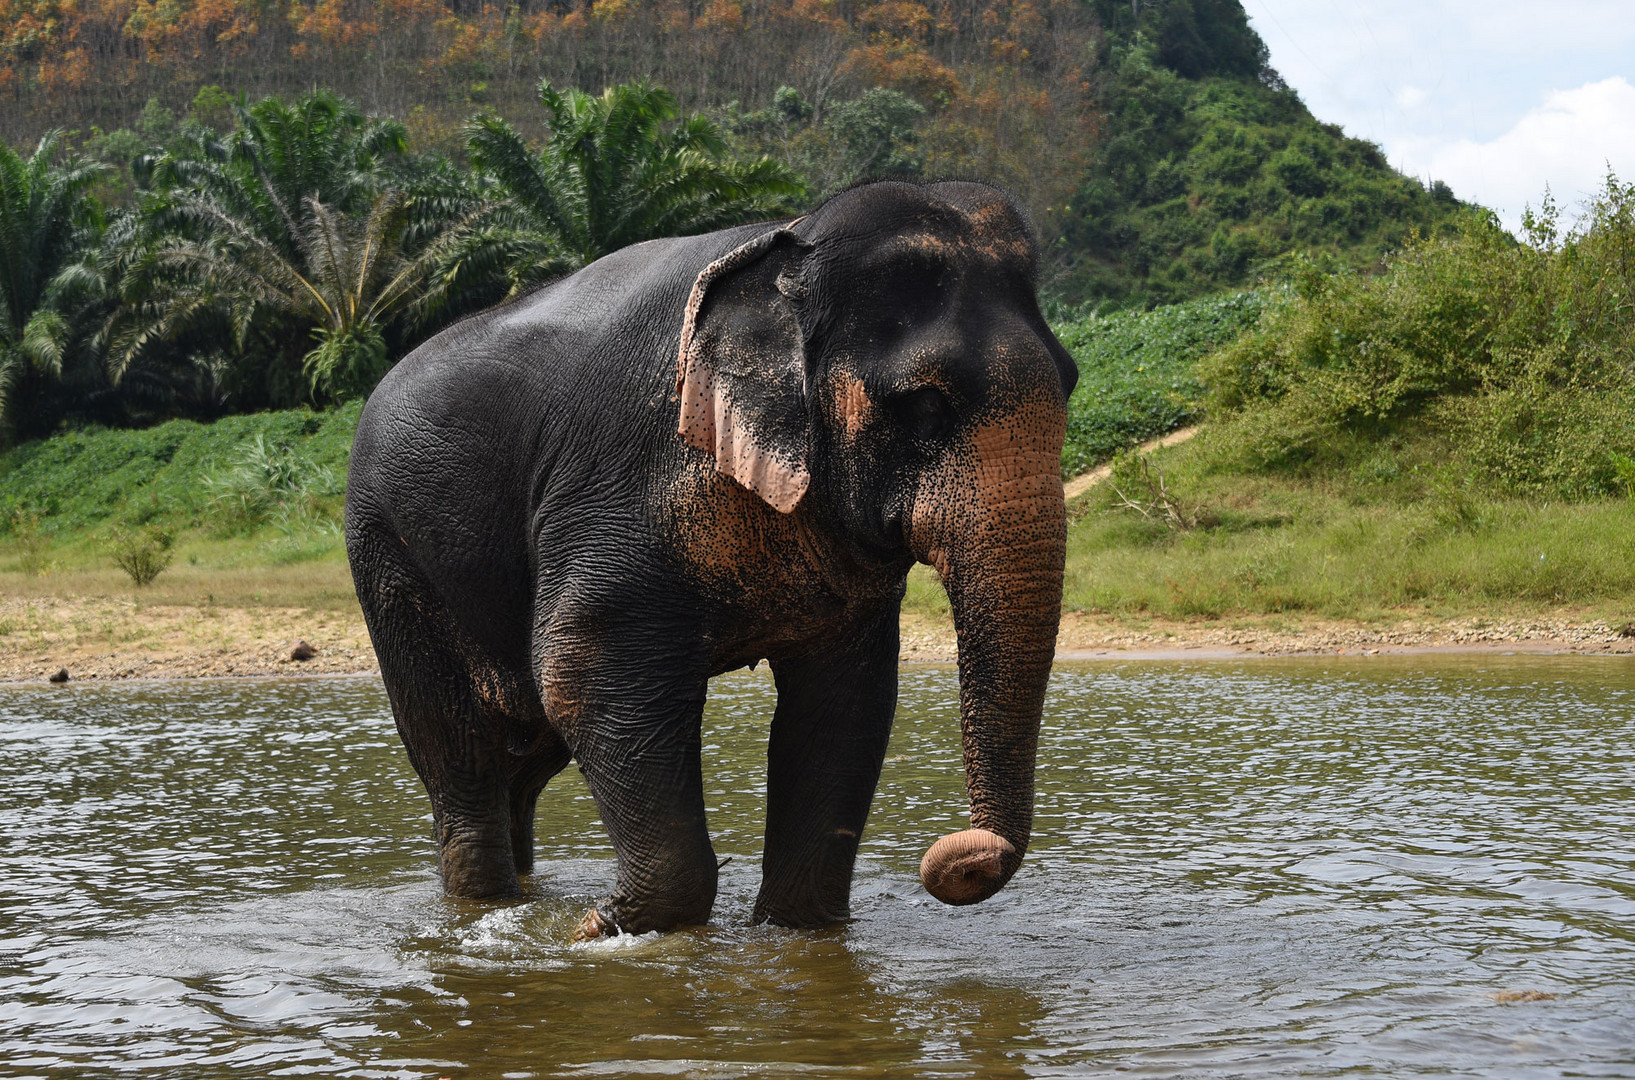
2,657,1633,1078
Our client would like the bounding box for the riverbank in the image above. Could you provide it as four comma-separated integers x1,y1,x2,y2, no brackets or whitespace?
5,594,1632,683
9,420,1635,680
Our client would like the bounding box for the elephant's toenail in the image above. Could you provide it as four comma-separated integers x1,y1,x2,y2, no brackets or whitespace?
571,906,616,943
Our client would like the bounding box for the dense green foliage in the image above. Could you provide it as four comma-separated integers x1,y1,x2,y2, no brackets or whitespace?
1199,176,1635,499
1056,289,1267,474
0,132,108,440
1057,35,1470,306
0,403,357,539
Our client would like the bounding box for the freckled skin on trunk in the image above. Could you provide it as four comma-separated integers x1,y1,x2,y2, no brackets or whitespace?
910,400,1067,905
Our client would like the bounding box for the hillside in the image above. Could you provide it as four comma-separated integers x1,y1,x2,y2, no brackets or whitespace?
3,0,1470,310
1060,173,1635,620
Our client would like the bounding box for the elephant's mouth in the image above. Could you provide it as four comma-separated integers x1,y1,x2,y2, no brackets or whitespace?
869,504,913,562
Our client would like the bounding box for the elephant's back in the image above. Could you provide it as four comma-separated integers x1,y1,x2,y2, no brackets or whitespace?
346,222,782,634
378,220,777,414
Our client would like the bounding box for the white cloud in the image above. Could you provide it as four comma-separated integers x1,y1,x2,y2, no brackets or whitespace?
1245,2,1635,145
1392,77,1635,232
1394,86,1427,110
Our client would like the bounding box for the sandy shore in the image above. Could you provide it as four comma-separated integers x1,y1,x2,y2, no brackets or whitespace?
0,596,375,682
1045,611,1635,660
3,595,1633,683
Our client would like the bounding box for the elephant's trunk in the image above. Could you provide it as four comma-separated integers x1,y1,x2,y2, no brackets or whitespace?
910,403,1066,905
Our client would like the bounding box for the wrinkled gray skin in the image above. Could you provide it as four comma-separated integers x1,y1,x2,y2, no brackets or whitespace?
345,180,1077,935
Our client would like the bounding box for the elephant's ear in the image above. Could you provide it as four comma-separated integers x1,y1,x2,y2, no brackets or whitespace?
676,228,812,514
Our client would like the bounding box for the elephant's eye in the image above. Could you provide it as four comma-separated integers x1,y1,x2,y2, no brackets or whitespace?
894,387,952,442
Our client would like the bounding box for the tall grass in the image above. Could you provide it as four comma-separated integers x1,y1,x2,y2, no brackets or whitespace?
1065,463,1635,619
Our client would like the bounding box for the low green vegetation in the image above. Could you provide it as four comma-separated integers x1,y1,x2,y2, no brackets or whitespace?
107,524,175,587
1063,459,1635,621
1055,289,1267,475
0,403,356,574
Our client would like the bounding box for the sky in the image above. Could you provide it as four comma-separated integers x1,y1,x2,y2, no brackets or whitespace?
1241,0,1635,232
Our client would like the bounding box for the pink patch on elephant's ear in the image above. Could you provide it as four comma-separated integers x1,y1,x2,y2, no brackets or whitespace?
676,229,811,514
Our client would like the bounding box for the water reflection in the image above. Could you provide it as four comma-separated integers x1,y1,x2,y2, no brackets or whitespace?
2,658,1634,1077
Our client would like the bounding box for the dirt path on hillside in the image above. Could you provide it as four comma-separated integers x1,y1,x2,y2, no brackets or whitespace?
1062,426,1199,500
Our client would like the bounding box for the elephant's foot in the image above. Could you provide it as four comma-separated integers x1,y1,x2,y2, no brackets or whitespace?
571,905,619,942
439,845,521,899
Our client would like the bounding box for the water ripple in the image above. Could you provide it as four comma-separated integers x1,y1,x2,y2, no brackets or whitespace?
1,658,1632,1076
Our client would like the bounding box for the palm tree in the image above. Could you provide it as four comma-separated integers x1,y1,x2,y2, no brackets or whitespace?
445,81,804,302
160,191,438,400
0,131,108,440
143,90,407,256
127,91,415,407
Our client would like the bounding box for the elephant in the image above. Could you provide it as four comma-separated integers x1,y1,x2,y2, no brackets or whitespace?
344,179,1077,937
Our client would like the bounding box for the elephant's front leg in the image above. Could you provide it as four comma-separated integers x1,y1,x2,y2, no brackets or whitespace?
755,610,900,927
555,655,719,939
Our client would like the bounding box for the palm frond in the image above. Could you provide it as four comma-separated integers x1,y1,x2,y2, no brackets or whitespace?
20,308,69,377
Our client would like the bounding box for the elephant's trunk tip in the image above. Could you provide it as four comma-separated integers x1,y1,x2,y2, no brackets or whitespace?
919,828,1019,906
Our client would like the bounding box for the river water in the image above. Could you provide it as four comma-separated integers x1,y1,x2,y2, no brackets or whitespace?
2,658,1632,1078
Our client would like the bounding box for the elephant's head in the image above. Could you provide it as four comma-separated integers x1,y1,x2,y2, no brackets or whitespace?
677,180,1076,907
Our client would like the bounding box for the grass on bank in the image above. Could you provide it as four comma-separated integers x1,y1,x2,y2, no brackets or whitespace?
1,550,357,609
1062,440,1635,623
0,403,356,594
899,431,1635,627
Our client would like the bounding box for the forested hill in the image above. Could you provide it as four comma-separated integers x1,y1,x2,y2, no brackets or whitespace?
3,0,1469,307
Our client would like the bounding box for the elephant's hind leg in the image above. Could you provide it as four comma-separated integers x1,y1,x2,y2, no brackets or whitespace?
351,525,543,898
428,708,569,893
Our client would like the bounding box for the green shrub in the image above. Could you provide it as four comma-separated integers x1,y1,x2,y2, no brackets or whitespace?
8,507,48,575
204,432,343,536
0,401,359,536
1610,452,1635,500
108,525,173,586
1199,174,1635,498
